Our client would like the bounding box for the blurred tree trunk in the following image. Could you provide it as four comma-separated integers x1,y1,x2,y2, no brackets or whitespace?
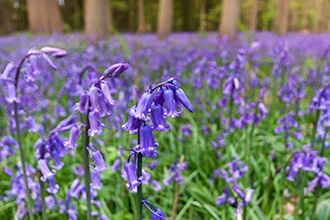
84,0,111,41
301,0,308,29
313,0,328,33
247,0,258,32
289,1,298,31
199,0,206,32
27,0,63,33
182,0,192,31
137,0,146,33
157,0,173,40
218,0,241,40
0,0,13,34
276,0,289,34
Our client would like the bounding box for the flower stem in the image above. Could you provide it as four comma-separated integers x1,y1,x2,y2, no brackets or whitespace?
40,180,47,220
14,102,35,220
84,107,92,220
137,152,143,220
14,54,35,220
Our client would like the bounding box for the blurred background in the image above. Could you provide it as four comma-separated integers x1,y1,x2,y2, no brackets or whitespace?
0,0,330,39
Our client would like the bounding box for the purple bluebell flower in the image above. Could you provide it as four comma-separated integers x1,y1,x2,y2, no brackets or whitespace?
100,80,115,106
150,208,166,220
103,63,129,78
25,116,39,133
88,110,105,136
38,159,55,182
175,88,194,113
150,104,169,131
40,46,67,57
134,91,154,120
163,158,187,186
124,162,143,190
122,106,140,134
64,125,79,149
91,169,102,190
90,146,108,172
1,62,15,80
47,176,60,194
138,123,159,158
75,91,89,114
5,82,19,103
164,87,178,117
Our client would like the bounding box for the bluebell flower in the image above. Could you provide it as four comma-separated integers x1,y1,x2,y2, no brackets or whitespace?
38,159,55,182
164,87,178,117
100,80,115,106
134,91,154,120
150,208,166,220
5,82,19,103
124,162,143,190
47,176,60,194
90,145,108,172
175,88,194,113
91,169,102,190
88,110,105,136
75,91,89,114
103,63,129,78
138,123,159,158
64,125,79,149
150,104,169,131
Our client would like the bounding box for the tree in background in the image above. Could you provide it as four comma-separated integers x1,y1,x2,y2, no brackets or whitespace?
137,0,146,33
247,0,258,32
218,0,241,40
276,0,289,34
84,0,112,41
199,0,206,32
157,0,173,40
27,0,63,33
0,0,13,34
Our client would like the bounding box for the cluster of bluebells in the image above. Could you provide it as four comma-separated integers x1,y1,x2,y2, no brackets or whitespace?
212,158,254,214
122,78,193,218
286,145,330,192
122,78,193,160
274,111,302,149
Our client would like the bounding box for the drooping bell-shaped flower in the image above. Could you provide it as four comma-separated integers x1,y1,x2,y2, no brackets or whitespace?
150,208,166,220
100,80,115,106
5,83,19,103
64,125,79,149
150,104,169,131
124,162,142,190
38,159,55,182
88,110,105,136
75,91,89,114
90,169,102,190
103,63,129,78
134,91,154,120
175,88,194,113
163,87,177,117
122,107,140,134
90,147,108,172
139,123,159,158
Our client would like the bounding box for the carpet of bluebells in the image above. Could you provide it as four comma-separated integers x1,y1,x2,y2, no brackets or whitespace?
1,32,330,220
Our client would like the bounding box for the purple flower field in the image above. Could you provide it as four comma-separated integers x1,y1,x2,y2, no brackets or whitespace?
1,32,330,219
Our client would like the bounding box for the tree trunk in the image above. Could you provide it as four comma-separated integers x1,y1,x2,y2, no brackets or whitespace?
218,0,241,40
0,0,13,34
301,0,308,29
277,0,289,34
137,0,146,33
157,0,173,40
27,0,63,33
199,0,206,32
248,0,258,32
289,0,298,31
84,0,111,41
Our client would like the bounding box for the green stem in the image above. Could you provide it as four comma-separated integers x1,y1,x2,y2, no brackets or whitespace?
83,108,92,220
14,102,35,220
40,180,47,220
137,152,143,220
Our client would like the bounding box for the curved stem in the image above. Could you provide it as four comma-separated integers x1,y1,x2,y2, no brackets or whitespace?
13,53,37,220
83,105,92,220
